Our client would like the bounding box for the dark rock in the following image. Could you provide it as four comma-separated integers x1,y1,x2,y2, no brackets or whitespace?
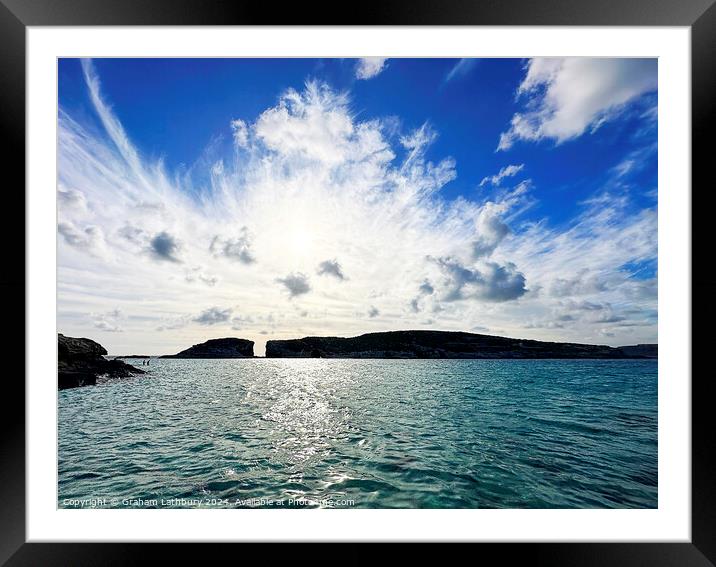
58,334,145,390
616,344,658,358
265,330,658,359
161,337,254,358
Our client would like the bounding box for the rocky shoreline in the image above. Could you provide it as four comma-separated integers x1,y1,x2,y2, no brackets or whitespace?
58,334,145,390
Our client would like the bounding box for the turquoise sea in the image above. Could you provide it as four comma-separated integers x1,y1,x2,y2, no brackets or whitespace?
58,359,657,508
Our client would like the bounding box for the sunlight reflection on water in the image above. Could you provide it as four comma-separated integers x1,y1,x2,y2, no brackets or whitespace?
58,358,657,509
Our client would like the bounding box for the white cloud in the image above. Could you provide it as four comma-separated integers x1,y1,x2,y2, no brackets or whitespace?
498,58,657,150
230,119,249,148
400,122,436,152
57,60,657,355
479,164,524,187
355,58,388,80
254,82,393,168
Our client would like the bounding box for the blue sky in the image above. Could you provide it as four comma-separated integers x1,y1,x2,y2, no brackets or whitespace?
57,57,657,354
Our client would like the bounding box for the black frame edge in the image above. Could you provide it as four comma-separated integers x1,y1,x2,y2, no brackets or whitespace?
3,543,716,566
3,0,714,564
0,0,26,565
691,0,716,563
0,0,715,26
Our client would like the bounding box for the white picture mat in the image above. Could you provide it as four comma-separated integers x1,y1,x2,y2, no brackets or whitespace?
27,26,690,542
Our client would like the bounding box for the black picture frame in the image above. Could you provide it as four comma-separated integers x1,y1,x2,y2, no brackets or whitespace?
2,0,712,564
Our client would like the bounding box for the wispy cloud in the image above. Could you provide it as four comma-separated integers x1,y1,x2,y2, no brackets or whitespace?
185,266,219,287
480,164,525,187
444,58,477,83
80,58,153,190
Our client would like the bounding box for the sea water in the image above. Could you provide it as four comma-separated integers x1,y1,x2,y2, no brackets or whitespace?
58,358,657,508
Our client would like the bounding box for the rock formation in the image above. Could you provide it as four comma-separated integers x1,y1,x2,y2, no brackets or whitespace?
58,334,144,389
161,337,254,358
616,344,658,358
265,330,657,359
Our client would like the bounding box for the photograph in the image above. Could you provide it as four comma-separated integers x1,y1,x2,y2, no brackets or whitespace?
57,56,658,510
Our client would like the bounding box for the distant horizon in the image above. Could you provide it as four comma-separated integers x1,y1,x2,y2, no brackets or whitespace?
59,327,658,358
58,58,657,358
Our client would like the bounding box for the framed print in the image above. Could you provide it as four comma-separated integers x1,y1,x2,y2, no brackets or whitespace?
2,0,714,563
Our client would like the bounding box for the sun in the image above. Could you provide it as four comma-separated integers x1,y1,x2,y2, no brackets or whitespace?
287,224,315,259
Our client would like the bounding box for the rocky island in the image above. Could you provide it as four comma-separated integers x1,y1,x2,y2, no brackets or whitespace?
161,337,254,358
265,330,657,359
58,334,145,390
